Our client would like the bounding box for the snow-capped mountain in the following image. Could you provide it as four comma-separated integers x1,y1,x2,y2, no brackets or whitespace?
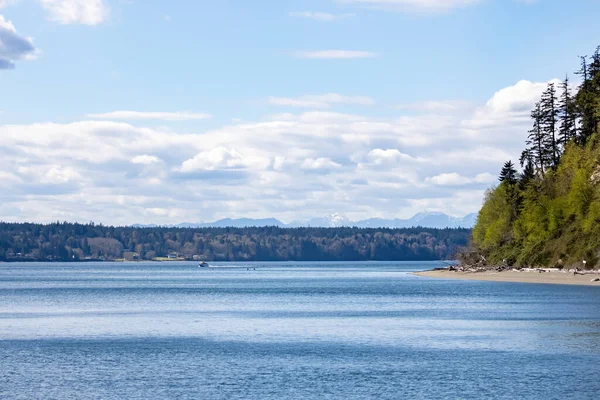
354,212,476,229
133,212,477,229
289,213,351,228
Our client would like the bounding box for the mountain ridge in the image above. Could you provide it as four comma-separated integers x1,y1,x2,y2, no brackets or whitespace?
132,212,477,229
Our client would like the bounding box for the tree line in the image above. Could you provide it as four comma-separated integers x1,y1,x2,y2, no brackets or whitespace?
0,222,470,262
474,46,600,268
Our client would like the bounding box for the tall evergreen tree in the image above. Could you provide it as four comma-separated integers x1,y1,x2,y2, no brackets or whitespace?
519,149,533,168
589,46,600,133
519,160,536,191
526,102,548,173
575,55,589,85
589,46,600,81
558,75,577,146
499,160,518,186
575,55,597,143
498,160,521,223
540,83,559,167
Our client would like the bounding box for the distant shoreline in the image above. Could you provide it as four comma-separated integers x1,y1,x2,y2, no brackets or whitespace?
415,268,600,286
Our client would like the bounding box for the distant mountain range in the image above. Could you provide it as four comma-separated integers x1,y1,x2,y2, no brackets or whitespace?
132,212,477,229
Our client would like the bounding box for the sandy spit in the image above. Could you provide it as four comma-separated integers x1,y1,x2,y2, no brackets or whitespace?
414,269,600,286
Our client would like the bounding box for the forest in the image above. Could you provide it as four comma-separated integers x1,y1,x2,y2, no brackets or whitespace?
472,45,600,268
0,222,470,262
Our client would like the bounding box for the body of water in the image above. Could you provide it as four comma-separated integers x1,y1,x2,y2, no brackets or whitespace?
1,261,600,399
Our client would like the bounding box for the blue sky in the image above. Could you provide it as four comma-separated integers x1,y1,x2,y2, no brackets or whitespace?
0,0,599,224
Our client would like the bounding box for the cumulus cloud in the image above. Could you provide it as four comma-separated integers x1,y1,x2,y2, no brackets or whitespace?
0,79,556,224
39,0,109,25
427,173,470,186
268,93,375,109
292,50,378,59
365,149,417,166
42,166,83,184
483,79,555,114
0,15,37,69
289,11,355,21
87,111,212,121
301,157,342,171
425,172,497,186
462,79,561,148
180,147,248,172
131,155,162,165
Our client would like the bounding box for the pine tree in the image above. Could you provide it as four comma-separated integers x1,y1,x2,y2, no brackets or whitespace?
589,46,600,80
540,83,559,167
575,55,596,143
519,149,533,168
519,160,536,191
558,75,577,146
589,47,600,133
526,102,548,173
575,55,589,86
499,160,518,186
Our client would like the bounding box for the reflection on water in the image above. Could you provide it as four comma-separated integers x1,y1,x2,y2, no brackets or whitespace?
1,261,600,399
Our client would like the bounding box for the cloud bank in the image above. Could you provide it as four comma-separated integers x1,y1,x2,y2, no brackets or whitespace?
0,79,555,224
87,111,212,121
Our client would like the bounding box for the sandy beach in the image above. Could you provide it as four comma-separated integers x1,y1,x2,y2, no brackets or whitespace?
415,269,600,286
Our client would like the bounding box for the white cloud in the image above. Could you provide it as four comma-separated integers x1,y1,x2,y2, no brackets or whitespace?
0,15,37,69
289,11,355,21
268,93,375,109
131,155,162,165
474,172,496,184
180,147,249,172
425,172,497,186
16,164,82,185
292,50,378,59
301,157,342,171
462,79,561,144
484,79,554,114
43,166,82,184
425,173,472,186
87,111,212,121
366,149,416,166
336,0,481,12
39,0,109,25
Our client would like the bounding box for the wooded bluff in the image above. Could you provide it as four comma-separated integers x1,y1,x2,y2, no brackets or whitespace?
0,222,470,262
472,46,600,268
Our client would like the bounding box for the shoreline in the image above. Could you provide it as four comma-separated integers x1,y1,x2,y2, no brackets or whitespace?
415,268,600,286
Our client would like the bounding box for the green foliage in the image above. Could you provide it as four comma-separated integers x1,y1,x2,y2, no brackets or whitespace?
473,46,600,268
472,186,512,253
0,223,471,262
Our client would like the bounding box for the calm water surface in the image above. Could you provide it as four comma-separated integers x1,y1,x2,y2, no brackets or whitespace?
1,261,600,399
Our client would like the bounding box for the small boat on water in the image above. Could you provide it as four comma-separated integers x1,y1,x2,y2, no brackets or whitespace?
198,261,209,268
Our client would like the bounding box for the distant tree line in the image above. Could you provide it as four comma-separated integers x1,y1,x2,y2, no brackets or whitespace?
0,222,470,262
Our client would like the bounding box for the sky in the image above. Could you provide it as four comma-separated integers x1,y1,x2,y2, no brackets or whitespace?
0,0,599,225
